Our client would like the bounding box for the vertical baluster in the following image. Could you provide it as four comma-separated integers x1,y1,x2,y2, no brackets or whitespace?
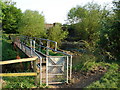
70,55,72,81
39,39,41,51
46,57,48,86
55,42,57,51
30,39,32,57
46,41,50,55
40,57,42,85
66,56,69,83
33,40,35,52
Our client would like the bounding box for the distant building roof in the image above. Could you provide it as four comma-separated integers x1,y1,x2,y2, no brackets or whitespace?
45,24,53,30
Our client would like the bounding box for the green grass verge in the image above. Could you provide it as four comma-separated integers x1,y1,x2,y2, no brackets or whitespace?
86,63,120,88
2,34,17,60
3,76,36,88
72,53,120,88
2,34,28,61
2,76,49,88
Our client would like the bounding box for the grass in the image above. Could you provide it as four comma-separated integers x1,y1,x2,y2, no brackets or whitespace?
2,34,17,60
72,53,120,88
35,46,63,56
2,76,49,88
3,76,36,88
2,34,28,61
86,63,120,88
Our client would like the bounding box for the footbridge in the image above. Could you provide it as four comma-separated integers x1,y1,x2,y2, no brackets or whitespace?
10,35,72,86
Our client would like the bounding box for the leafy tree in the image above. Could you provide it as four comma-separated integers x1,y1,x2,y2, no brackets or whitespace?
0,0,6,26
67,2,111,52
2,0,22,33
47,25,68,44
18,10,46,37
99,0,120,60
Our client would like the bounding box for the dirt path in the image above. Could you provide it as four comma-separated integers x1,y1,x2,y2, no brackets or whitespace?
51,66,107,88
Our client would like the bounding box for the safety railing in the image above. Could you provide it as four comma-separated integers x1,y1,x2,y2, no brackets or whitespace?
10,35,72,86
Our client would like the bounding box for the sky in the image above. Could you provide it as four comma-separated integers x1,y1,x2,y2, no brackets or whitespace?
12,0,113,24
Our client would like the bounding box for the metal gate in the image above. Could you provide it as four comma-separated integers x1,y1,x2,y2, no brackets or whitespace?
46,56,68,85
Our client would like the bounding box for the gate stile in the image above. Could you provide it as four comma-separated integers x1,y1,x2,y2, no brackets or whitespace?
10,35,72,86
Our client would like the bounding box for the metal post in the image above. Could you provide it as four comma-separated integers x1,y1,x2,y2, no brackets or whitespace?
66,56,69,83
40,57,42,85
46,41,50,55
30,39,32,57
33,40,35,51
70,55,72,81
25,39,26,53
39,39,41,51
19,40,21,49
46,57,48,86
55,42,57,51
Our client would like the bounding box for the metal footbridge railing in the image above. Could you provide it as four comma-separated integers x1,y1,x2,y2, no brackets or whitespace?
11,35,72,86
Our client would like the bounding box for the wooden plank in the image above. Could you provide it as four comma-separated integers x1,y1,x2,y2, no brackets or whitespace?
0,72,37,76
0,57,38,65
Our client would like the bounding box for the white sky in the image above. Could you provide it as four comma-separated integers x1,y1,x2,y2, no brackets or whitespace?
12,0,113,24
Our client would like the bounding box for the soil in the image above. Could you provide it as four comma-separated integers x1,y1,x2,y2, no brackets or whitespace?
50,66,107,88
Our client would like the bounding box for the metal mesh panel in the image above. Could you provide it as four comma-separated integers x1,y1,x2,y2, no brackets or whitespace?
47,56,67,84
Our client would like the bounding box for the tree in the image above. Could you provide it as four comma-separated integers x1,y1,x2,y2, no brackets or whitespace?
47,25,68,44
67,3,111,48
99,0,120,60
2,0,22,33
18,10,46,37
0,0,6,30
67,3,102,44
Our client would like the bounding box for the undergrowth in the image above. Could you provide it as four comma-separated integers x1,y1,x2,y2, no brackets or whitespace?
72,53,120,88
86,63,120,88
2,76,49,88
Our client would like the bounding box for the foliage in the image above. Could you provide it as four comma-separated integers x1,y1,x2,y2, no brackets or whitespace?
98,0,120,60
18,10,46,38
2,0,22,33
40,49,63,56
3,76,36,88
72,53,97,71
3,76,49,88
67,2,112,54
2,34,17,60
47,25,68,44
0,0,6,25
67,3,101,42
2,34,27,60
86,63,120,88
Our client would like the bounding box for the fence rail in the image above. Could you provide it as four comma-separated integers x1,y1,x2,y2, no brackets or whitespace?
0,57,39,85
0,73,37,77
0,57,37,65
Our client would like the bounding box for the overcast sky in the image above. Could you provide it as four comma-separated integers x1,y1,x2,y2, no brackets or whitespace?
12,0,113,24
